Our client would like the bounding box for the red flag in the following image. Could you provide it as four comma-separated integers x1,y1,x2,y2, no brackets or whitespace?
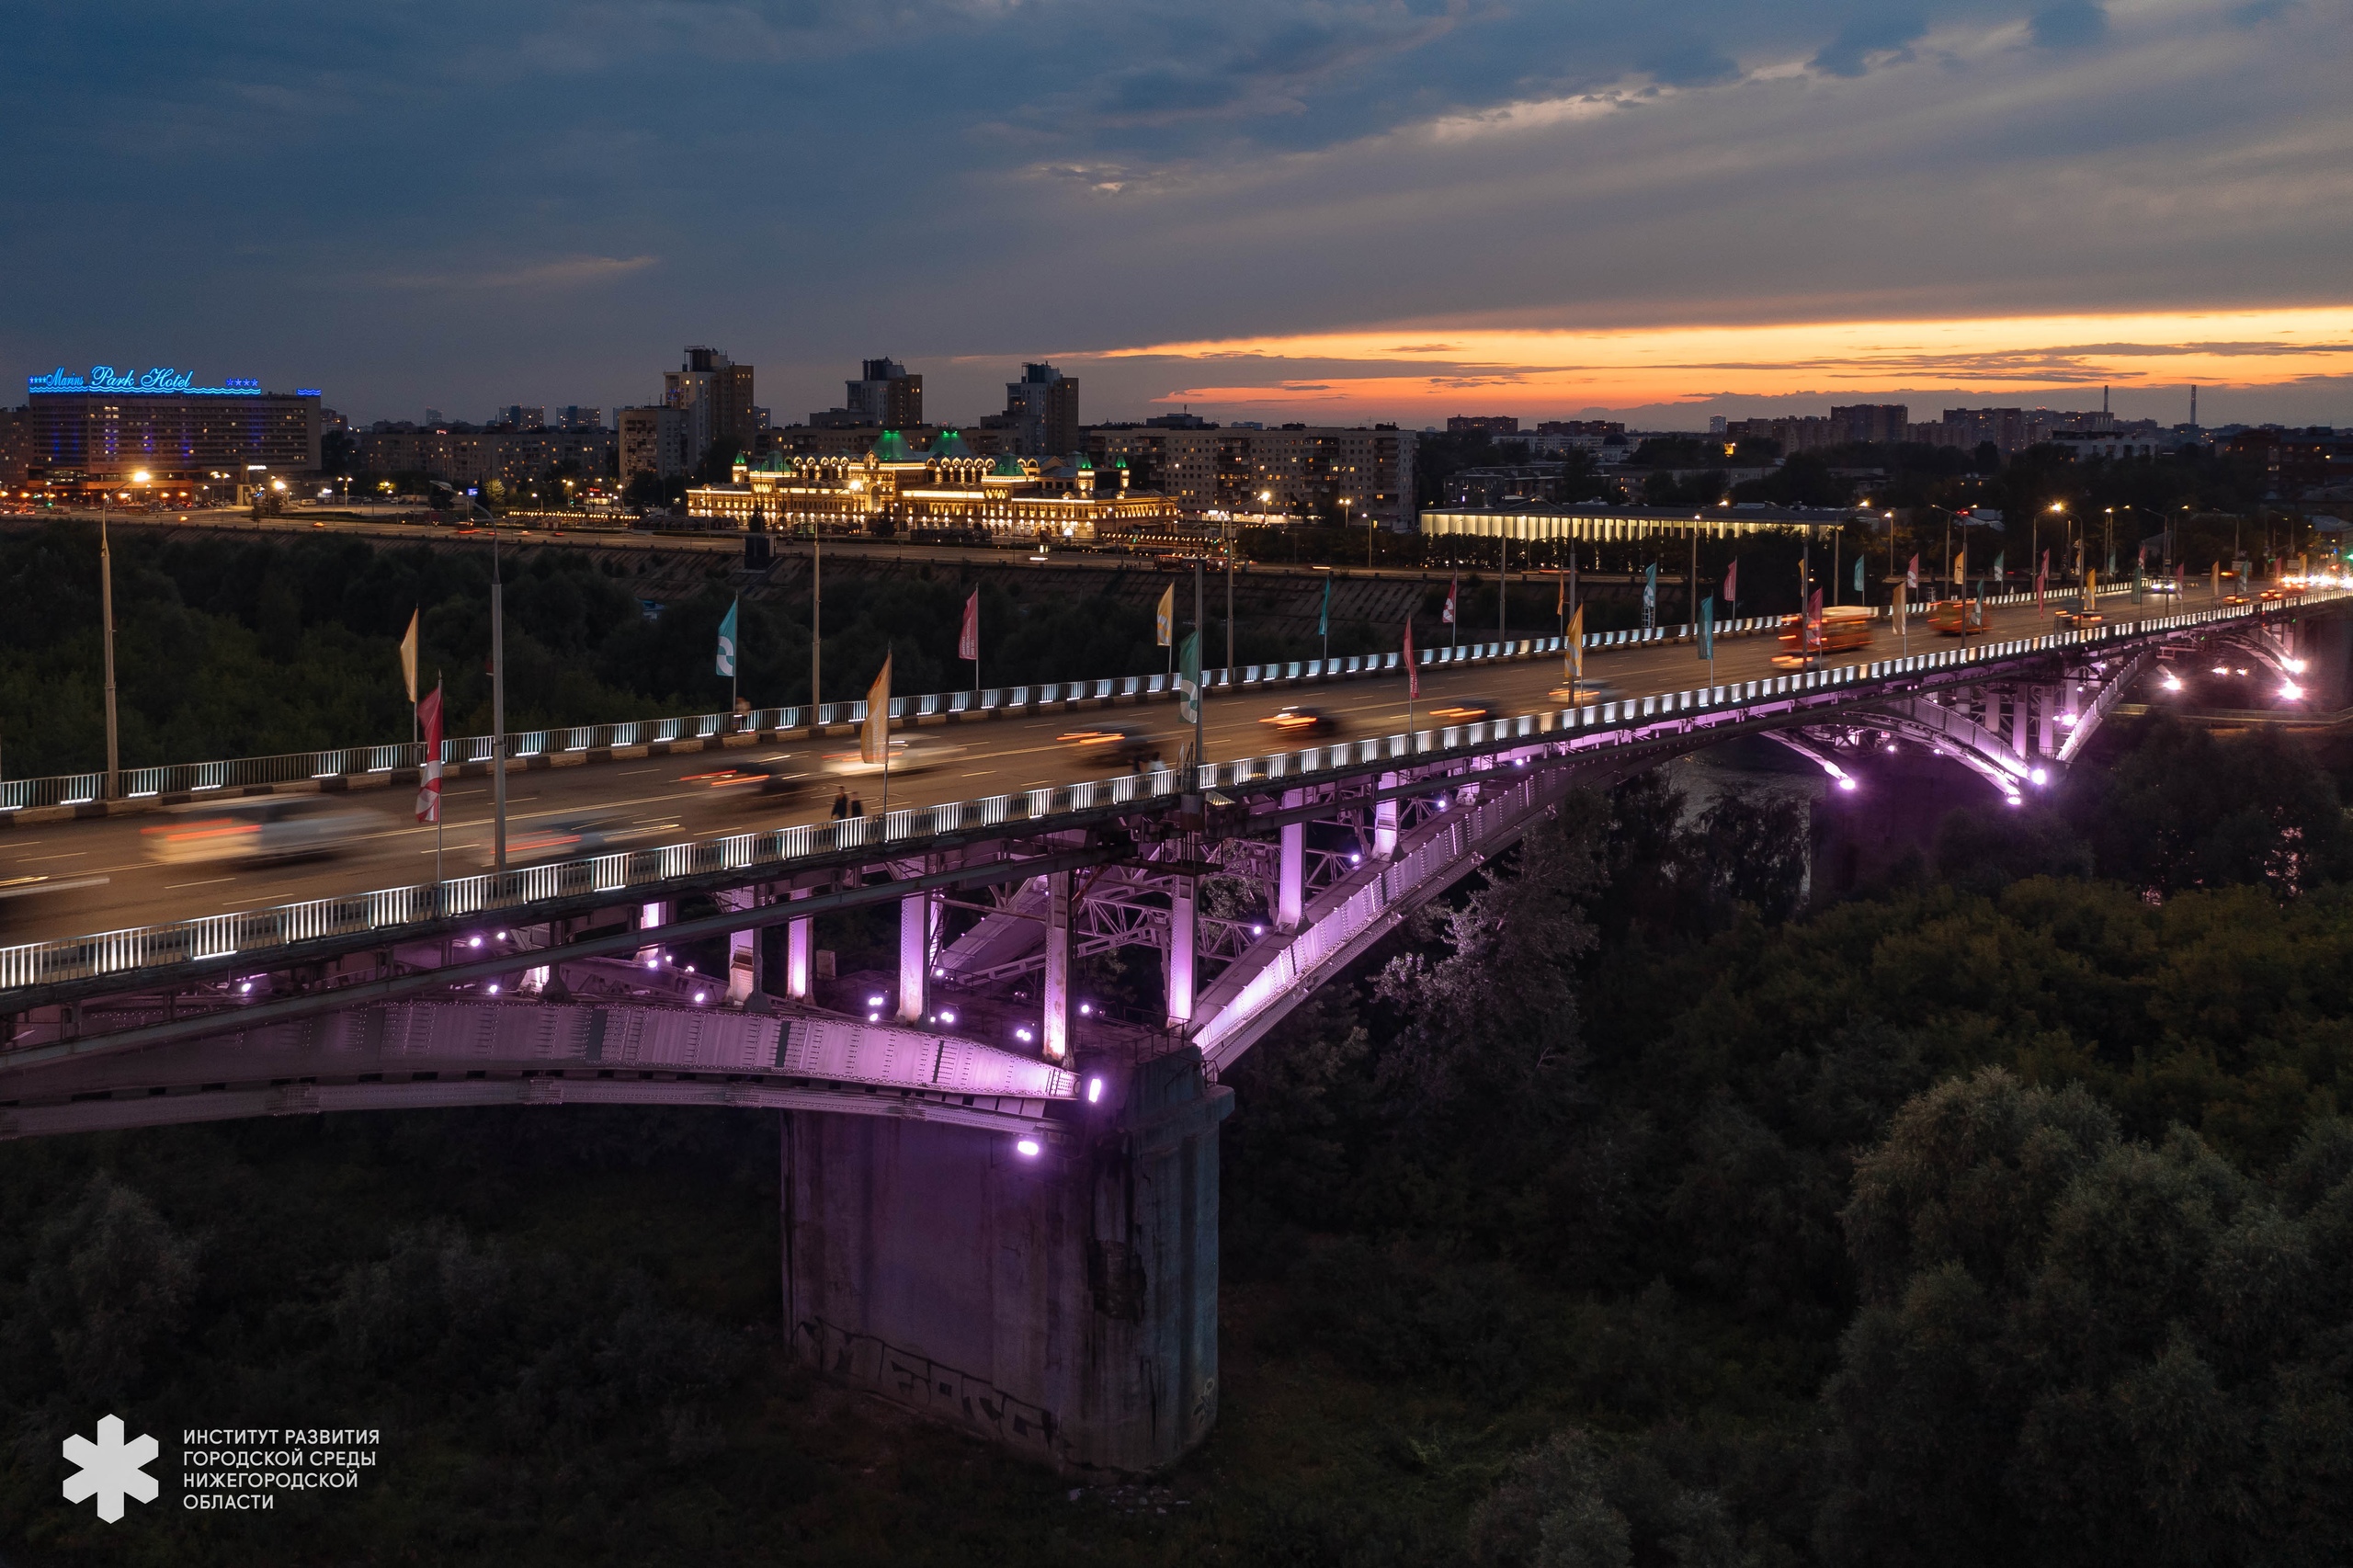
1404,618,1419,699
2036,549,2048,607
1441,576,1457,625
415,683,445,824
1722,559,1737,604
1905,554,1919,591
958,589,979,662
1803,587,1824,651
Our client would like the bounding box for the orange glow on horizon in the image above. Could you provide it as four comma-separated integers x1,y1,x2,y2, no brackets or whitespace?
1088,305,2353,415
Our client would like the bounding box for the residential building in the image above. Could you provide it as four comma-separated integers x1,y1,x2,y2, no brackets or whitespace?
1447,415,1519,437
556,405,604,430
356,422,618,490
1086,425,1416,528
686,430,1183,543
1445,464,1604,508
813,358,922,429
1535,420,1625,437
0,406,35,490
663,346,756,467
2222,428,2353,494
617,406,690,482
497,404,548,429
1828,404,1910,445
21,365,322,497
1003,362,1080,456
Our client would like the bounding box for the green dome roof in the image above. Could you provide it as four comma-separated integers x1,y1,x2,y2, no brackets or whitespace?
929,429,974,460
871,429,912,463
990,453,1028,477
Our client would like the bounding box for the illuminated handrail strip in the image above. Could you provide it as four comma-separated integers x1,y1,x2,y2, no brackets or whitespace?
0,593,2314,997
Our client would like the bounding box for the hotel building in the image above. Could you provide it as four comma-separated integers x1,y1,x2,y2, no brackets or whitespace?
23,364,321,498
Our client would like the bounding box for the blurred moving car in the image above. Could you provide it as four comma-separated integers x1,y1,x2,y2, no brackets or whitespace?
1927,599,1987,636
1260,706,1343,738
2056,608,2105,629
1057,725,1161,769
1776,605,1877,663
676,756,806,795
142,798,378,865
1547,679,1622,706
1423,697,1503,722
818,737,964,778
499,814,676,866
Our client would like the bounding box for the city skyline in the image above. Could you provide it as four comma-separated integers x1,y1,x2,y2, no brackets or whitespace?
5,2,2348,428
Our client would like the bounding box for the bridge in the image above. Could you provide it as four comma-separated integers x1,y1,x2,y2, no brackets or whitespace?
2,582,2340,1472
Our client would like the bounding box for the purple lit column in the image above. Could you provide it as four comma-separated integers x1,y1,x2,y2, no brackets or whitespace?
1166,875,1196,1030
1042,869,1073,1062
1374,773,1399,859
898,888,935,1022
786,886,813,1000
1277,789,1306,930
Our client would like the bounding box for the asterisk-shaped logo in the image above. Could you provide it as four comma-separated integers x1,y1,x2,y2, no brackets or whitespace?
63,1415,158,1522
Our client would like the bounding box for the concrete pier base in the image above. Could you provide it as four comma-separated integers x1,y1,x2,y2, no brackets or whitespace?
782,1049,1232,1472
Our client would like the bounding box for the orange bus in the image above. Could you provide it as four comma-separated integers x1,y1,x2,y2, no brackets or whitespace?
1777,604,1876,661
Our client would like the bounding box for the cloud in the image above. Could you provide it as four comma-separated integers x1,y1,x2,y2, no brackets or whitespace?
1635,35,1744,87
361,256,659,291
2029,0,2108,49
1810,13,1930,77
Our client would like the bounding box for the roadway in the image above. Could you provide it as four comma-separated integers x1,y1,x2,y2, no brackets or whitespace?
0,590,2220,946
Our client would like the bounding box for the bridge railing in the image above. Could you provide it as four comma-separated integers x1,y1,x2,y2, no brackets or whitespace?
0,592,2322,997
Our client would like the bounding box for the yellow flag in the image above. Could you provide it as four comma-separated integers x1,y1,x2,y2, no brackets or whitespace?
398,608,419,704
2084,565,2097,611
860,652,892,765
1155,583,1175,648
1566,605,1585,682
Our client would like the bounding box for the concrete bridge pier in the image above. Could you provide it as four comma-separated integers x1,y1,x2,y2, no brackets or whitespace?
782,1048,1232,1472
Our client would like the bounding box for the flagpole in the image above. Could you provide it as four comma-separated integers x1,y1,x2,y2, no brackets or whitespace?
433,668,444,908
491,528,507,878
1192,558,1206,788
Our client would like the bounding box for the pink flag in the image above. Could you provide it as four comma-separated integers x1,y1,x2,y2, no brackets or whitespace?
1404,618,1419,699
958,588,979,662
2036,549,2048,607
415,683,445,824
1441,576,1457,625
1722,559,1737,604
1804,588,1824,651
1905,554,1919,591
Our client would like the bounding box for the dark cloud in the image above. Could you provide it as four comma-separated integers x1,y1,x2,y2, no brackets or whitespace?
1811,13,1929,76
1636,36,1745,86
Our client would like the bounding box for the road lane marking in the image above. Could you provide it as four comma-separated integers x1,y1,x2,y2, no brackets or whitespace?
165,877,236,889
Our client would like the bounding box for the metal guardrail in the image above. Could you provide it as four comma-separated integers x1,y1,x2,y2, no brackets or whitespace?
0,592,2309,999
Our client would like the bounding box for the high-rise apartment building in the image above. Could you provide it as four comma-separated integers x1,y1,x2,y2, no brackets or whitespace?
495,404,548,429
831,358,922,428
618,405,690,482
1828,404,1910,445
556,405,604,430
663,346,756,468
1002,362,1080,455
1446,415,1519,437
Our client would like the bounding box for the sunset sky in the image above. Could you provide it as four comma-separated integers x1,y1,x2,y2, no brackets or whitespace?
5,0,2348,428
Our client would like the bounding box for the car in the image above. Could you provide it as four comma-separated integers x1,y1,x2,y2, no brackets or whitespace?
142,797,379,866
676,756,805,795
1259,706,1343,738
818,736,964,778
498,814,675,866
1547,679,1622,706
1057,725,1161,769
2223,593,2252,606
2056,608,2104,629
1422,696,1504,723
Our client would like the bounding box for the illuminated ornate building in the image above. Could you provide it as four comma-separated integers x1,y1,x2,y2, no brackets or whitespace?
687,429,1184,542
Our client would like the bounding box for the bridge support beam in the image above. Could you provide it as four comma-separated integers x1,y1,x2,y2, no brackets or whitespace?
786,887,813,1001
1374,774,1399,859
1277,790,1305,932
899,886,936,1022
720,889,758,1007
782,1049,1231,1473
1166,875,1196,1030
1042,870,1073,1062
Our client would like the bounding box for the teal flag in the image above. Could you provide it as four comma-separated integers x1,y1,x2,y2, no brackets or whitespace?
1853,555,1865,596
1643,562,1656,629
1318,574,1331,638
1992,551,2005,585
1177,631,1201,724
714,597,738,678
1699,596,1714,661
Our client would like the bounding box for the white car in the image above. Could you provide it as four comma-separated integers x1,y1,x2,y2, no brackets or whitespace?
818,736,964,778
142,797,378,865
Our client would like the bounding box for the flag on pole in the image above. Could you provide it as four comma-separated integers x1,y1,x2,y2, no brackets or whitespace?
415,683,444,824
1643,562,1657,629
1951,549,1965,590
1566,605,1585,685
958,589,980,662
715,597,739,678
1154,584,1175,647
1318,574,1331,639
1803,587,1824,652
1555,569,1566,617
1404,618,1420,699
2085,566,2097,612
2132,556,2145,604
399,609,419,704
1176,631,1201,723
1723,559,1738,607
1906,554,1919,591
1853,555,1865,597
1992,551,2005,585
2038,550,2049,607
1442,577,1457,625
1699,596,1715,662
859,652,892,765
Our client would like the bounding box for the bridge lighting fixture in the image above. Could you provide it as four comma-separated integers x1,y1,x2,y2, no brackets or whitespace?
1837,777,1858,792
1087,1077,1104,1104
2213,665,2231,676
1015,1026,1035,1043
868,994,885,1006
939,1009,958,1025
2006,794,2024,807
1015,1138,1042,1158
644,957,659,970
2281,681,2304,699
2029,767,2049,786
1251,924,1265,936
2287,658,2308,674
468,936,483,949
2162,672,2184,692
867,1010,881,1022
696,991,709,1004
1348,853,1361,864
239,981,254,994
1078,1002,1092,1016
486,983,500,995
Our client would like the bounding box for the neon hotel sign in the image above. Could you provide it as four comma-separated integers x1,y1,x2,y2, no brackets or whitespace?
28,366,267,396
